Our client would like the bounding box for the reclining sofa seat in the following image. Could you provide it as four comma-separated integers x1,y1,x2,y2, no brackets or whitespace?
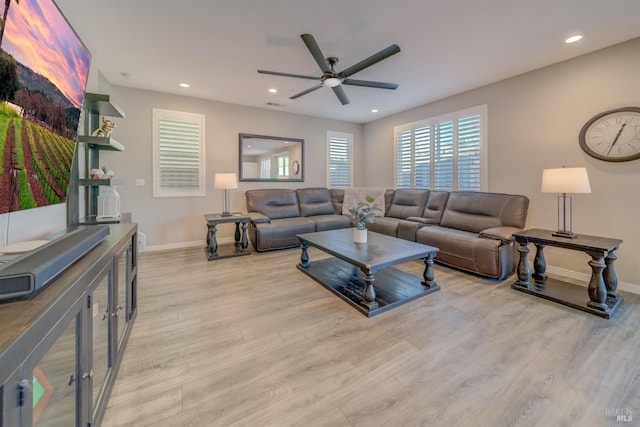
246,188,350,251
415,191,529,280
367,189,450,241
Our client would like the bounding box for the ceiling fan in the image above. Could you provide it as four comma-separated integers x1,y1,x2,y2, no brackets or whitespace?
258,34,401,105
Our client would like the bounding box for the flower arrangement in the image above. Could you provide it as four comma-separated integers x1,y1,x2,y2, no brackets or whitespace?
348,195,382,230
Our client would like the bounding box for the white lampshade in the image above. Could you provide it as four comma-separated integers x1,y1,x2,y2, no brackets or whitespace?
541,167,591,194
323,77,342,88
214,173,238,190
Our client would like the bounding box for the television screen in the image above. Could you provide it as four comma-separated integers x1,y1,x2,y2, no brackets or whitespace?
0,0,91,214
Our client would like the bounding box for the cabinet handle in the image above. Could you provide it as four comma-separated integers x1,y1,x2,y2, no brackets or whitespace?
82,369,94,380
68,375,76,386
18,379,31,406
112,304,124,317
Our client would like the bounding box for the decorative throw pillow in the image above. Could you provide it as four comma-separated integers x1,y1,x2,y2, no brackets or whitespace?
342,188,386,217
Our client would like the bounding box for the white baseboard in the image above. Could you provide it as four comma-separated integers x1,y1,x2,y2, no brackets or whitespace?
546,265,640,296
145,237,235,253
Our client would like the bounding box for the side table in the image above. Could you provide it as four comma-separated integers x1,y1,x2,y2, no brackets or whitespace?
204,213,251,260
511,228,623,318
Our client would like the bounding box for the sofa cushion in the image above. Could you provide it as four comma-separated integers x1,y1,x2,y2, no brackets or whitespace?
330,189,345,213
246,189,300,220
296,188,337,217
439,192,529,233
310,214,352,231
386,189,430,219
422,190,450,223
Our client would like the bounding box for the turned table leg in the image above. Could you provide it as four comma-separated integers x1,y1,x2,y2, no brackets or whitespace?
586,250,608,312
515,239,531,288
422,253,437,288
206,223,218,257
240,221,249,251
234,222,241,245
299,241,310,269
603,249,619,298
360,268,379,310
533,243,547,283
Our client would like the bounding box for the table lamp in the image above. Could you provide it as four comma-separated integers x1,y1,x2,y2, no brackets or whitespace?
214,173,238,216
541,167,591,238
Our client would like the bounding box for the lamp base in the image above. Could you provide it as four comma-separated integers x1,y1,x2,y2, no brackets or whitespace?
552,230,578,239
220,212,232,217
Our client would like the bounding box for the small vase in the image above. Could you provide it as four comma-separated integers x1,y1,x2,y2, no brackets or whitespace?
353,227,367,243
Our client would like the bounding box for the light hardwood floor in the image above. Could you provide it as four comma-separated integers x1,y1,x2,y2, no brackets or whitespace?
102,246,640,427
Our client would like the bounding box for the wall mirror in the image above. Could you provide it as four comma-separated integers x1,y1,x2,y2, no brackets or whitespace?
239,133,304,182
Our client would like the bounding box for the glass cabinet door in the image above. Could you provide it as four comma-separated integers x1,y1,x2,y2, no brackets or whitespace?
90,272,111,421
24,307,82,427
116,246,129,349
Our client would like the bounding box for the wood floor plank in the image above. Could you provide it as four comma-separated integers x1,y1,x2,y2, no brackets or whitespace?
101,246,640,427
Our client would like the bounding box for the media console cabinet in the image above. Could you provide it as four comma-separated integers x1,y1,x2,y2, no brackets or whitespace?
0,223,138,426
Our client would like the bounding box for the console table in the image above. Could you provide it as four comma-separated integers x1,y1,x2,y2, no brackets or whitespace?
204,213,250,260
511,228,623,318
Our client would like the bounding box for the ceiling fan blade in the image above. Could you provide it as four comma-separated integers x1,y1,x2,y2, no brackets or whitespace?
332,85,350,105
290,83,324,100
257,70,319,80
340,44,401,78
342,79,399,90
301,34,331,73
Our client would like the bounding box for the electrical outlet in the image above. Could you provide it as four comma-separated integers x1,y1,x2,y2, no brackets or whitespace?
135,179,145,187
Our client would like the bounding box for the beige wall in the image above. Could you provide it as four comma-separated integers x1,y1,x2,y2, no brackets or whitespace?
3,38,637,288
100,87,363,249
363,38,640,287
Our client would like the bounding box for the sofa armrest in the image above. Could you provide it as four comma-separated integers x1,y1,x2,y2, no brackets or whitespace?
406,217,439,225
479,226,521,243
248,212,271,224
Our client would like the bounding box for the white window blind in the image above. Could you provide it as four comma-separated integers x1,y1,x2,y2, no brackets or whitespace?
152,108,205,197
394,105,487,191
327,131,353,187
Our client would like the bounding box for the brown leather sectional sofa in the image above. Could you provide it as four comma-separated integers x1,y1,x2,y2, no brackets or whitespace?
245,187,529,280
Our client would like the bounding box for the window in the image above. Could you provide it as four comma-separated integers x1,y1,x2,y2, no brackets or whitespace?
327,131,353,187
276,154,289,178
394,105,487,191
152,108,205,197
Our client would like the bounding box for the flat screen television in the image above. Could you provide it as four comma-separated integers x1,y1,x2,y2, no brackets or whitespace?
0,0,91,214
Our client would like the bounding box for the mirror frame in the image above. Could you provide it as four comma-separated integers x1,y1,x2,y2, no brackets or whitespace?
239,133,304,182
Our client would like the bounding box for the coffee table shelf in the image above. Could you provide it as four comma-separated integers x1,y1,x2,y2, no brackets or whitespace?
297,229,440,317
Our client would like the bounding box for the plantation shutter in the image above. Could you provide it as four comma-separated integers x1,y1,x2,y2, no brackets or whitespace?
327,132,353,187
413,126,430,189
394,105,486,191
396,129,412,188
153,109,205,197
457,115,481,191
433,121,454,190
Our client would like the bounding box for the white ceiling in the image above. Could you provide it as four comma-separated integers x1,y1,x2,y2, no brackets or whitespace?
55,0,640,124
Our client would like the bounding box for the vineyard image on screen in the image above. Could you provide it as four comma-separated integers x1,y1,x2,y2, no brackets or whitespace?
0,0,91,214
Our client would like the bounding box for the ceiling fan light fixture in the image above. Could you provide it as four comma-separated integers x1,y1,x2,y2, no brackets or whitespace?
323,77,342,88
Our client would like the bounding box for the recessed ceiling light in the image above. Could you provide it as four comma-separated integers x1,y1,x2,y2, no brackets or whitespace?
179,82,190,88
371,109,379,113
268,88,278,93
565,35,583,44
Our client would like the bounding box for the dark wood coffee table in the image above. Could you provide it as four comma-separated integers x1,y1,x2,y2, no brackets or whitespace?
297,229,440,317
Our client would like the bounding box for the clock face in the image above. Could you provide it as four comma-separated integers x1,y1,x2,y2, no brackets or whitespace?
579,107,640,162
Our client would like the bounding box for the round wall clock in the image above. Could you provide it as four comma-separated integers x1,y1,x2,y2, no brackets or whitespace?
579,107,640,162
292,160,300,175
